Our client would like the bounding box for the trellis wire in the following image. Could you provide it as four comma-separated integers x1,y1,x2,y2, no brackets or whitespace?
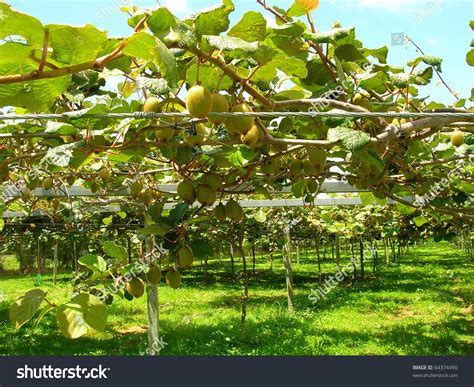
0,111,473,121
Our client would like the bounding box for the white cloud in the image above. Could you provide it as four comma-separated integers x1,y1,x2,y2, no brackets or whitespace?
160,0,192,15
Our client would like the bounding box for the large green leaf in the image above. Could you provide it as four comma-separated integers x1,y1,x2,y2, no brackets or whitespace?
328,127,370,151
123,32,178,87
10,289,46,329
56,293,107,339
47,24,108,65
78,255,107,273
192,0,235,39
0,3,45,47
228,11,267,42
304,27,355,44
203,35,260,54
102,241,128,262
189,239,213,260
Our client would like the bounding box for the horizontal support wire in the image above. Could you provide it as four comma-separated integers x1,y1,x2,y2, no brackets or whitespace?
0,111,473,121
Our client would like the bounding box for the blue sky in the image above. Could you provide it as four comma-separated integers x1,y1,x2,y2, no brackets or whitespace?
7,0,474,104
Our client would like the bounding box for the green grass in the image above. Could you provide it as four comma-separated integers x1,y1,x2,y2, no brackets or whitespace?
0,242,472,356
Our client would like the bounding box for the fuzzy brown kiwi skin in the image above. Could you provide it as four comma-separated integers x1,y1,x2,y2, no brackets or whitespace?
230,103,254,135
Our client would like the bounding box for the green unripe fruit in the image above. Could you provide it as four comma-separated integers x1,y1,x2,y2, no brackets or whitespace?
155,127,176,142
225,199,244,222
25,174,39,190
230,103,254,135
451,130,465,147
178,245,194,268
289,160,304,176
241,125,261,147
126,277,145,298
196,185,217,206
177,181,196,203
214,203,227,222
67,176,76,186
353,93,372,111
166,270,182,289
130,181,143,198
99,167,111,182
303,160,319,176
307,179,319,193
143,97,162,113
52,198,61,210
139,190,154,205
209,93,229,125
261,158,282,175
308,148,327,167
186,85,212,119
185,123,208,146
203,173,222,191
42,177,54,190
146,266,162,285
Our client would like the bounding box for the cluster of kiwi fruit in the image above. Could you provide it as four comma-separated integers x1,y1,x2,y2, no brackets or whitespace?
128,180,162,205
214,199,244,223
348,163,388,190
177,172,223,207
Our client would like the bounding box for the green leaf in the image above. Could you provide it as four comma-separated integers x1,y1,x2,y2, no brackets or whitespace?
45,122,78,136
47,24,107,65
203,35,260,54
396,202,417,215
56,293,107,339
188,239,213,260
228,11,267,42
138,224,170,236
291,180,305,198
467,49,474,67
10,289,46,329
421,55,443,71
328,127,370,151
123,32,178,87
363,46,388,64
334,44,367,63
304,27,355,44
41,142,82,168
78,255,107,273
413,216,429,227
192,0,235,39
0,3,45,48
102,241,128,262
359,71,387,93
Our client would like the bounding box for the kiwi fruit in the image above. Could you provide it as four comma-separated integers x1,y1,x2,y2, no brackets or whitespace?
260,158,282,175
308,148,327,167
166,270,182,289
143,97,162,113
177,181,196,203
209,93,229,125
130,181,143,198
186,85,212,119
196,184,217,206
307,179,319,193
451,130,465,147
352,93,372,111
289,160,304,176
241,125,260,147
230,103,254,134
155,127,176,142
52,198,61,210
66,176,76,186
202,173,222,191
42,177,54,190
185,123,208,146
139,190,154,205
178,245,194,268
303,160,319,176
126,277,145,298
214,203,227,222
225,199,244,222
99,167,111,182
146,266,162,285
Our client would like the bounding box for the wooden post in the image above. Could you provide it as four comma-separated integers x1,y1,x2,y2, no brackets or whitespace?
145,215,159,356
239,236,248,337
73,241,77,272
335,234,341,272
53,240,58,285
359,240,365,280
316,239,322,285
229,243,235,276
283,225,295,314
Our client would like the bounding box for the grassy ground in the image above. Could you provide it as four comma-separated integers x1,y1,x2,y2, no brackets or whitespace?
0,242,472,356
